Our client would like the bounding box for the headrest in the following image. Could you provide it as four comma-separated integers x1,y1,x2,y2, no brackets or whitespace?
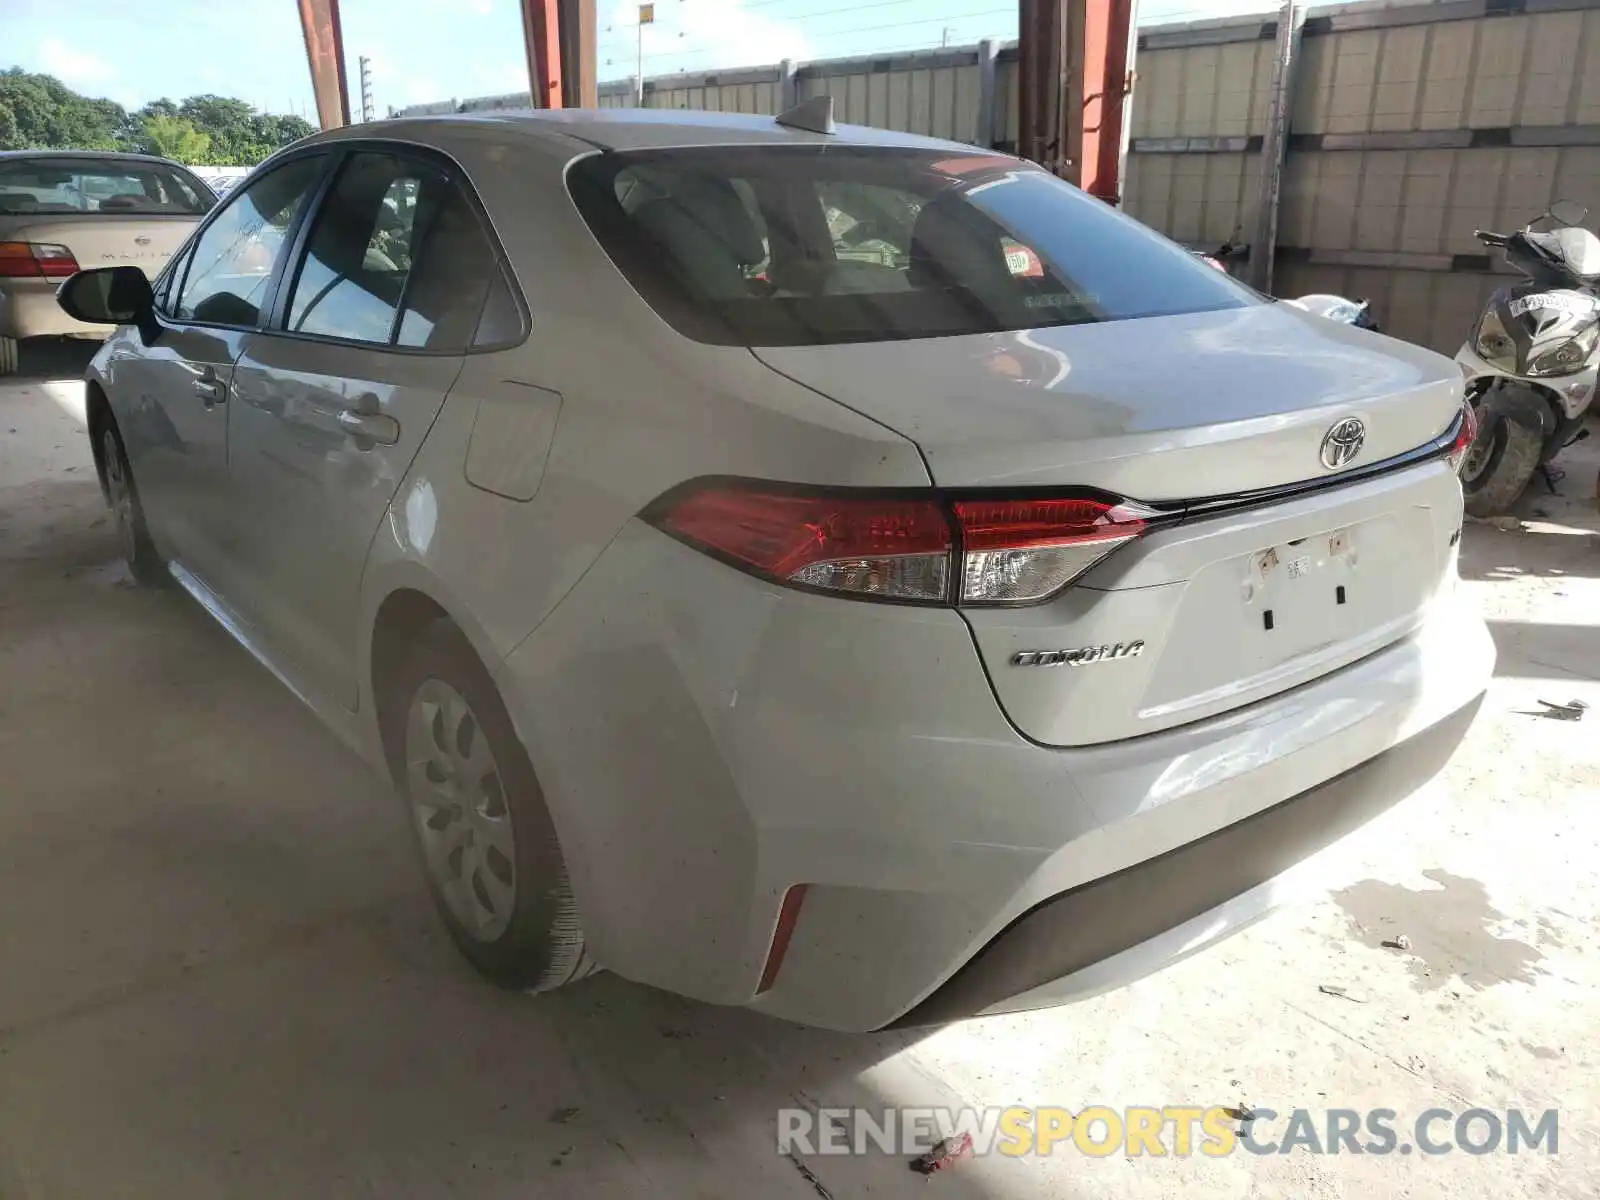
907,193,1011,291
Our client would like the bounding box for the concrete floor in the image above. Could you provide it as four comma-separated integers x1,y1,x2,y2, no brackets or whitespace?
2,339,1597,1198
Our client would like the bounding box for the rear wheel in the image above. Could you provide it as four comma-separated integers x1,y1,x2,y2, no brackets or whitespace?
0,336,17,377
1461,411,1542,517
386,621,592,991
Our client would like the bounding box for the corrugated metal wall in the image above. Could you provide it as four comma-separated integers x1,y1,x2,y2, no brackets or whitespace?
1126,0,1600,350
401,47,1003,147
646,67,785,114
795,50,986,142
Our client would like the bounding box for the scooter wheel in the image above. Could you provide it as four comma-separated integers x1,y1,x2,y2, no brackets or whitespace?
1462,412,1542,517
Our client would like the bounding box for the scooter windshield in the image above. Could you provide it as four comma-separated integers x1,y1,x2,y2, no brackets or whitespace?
1523,226,1600,283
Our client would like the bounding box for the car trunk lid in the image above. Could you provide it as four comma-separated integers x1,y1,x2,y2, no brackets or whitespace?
0,215,197,276
753,303,1461,497
754,303,1468,745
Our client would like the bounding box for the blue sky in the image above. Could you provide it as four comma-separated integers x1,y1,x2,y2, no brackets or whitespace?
6,0,1275,116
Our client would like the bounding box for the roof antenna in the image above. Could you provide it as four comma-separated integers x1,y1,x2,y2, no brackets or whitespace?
776,94,835,135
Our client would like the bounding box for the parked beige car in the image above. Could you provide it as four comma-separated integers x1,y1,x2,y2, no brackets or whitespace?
0,151,214,374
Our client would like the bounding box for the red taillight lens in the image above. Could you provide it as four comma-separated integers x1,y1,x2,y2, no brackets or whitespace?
652,483,953,602
954,496,1150,603
649,482,1155,606
1446,402,1479,474
33,243,79,278
0,242,39,278
0,241,79,279
0,244,79,281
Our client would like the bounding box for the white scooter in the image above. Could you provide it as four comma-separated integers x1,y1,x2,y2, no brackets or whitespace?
1453,200,1600,516
1283,294,1379,331
1190,248,1379,330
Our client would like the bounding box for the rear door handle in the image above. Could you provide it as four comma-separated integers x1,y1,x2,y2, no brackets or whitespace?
336,404,400,447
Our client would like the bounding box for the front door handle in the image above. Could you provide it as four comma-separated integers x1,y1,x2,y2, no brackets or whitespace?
193,365,226,406
336,401,400,447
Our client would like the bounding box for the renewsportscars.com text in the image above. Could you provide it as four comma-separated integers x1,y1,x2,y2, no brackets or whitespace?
777,1105,1559,1158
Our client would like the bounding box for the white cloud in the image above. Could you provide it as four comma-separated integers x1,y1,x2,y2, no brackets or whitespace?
608,0,809,78
38,37,115,90
399,75,448,107
465,0,495,13
350,50,439,108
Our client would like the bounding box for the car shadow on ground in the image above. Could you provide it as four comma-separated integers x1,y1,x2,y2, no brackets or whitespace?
11,335,99,382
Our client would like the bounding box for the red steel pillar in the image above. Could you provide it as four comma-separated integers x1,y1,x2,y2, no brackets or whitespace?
1077,0,1136,204
521,0,596,108
1017,0,1070,178
521,0,564,108
1018,0,1136,203
297,0,351,129
560,0,598,108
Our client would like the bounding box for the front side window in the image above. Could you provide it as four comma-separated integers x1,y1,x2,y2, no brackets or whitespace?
283,151,508,351
153,245,190,315
174,157,325,327
569,146,1257,347
0,157,214,216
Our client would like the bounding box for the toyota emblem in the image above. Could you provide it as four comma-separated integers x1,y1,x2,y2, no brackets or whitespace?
134,235,151,246
1319,417,1366,470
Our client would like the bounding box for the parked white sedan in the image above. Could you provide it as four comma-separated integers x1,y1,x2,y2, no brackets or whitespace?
0,151,214,374
58,106,1492,1031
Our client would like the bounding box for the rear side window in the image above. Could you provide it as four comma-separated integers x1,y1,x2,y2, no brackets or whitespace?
568,146,1256,347
281,150,512,351
0,157,213,216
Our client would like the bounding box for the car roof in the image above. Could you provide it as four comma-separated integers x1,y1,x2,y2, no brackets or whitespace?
0,149,190,167
304,106,1004,157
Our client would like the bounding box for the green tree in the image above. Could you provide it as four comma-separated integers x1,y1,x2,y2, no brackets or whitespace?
0,68,312,164
140,114,211,162
0,69,125,150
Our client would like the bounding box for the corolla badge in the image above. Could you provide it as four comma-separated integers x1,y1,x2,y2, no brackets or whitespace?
1012,642,1144,667
1319,417,1366,470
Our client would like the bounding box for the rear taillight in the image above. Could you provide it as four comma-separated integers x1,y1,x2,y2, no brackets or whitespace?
0,242,80,279
652,484,952,602
1446,402,1479,474
646,482,1152,606
954,497,1150,603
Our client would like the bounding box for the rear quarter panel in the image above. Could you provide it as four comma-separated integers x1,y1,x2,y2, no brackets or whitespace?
353,127,930,752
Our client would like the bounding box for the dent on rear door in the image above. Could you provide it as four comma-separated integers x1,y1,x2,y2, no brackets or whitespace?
227,334,458,709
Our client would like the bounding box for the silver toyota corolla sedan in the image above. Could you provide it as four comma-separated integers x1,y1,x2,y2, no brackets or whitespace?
58,106,1493,1031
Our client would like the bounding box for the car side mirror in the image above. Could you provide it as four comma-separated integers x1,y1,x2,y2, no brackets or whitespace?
56,266,159,343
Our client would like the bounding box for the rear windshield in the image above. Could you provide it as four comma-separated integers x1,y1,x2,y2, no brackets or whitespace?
0,158,213,216
568,145,1256,347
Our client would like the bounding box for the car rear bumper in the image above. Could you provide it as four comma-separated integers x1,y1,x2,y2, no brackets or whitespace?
0,279,112,340
893,690,1482,1026
498,522,1494,1031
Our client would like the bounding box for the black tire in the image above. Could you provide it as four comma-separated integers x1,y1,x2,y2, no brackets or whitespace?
1462,412,1543,517
98,415,167,586
0,335,17,377
383,619,593,991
